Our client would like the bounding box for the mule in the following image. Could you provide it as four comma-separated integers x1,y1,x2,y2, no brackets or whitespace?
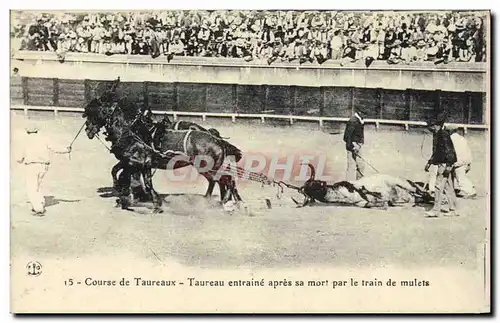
83,96,163,212
83,96,244,212
110,113,241,203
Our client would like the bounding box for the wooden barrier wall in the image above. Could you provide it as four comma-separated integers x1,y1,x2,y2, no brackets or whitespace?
10,76,486,125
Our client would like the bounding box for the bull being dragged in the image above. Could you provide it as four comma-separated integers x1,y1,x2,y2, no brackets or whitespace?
284,164,434,209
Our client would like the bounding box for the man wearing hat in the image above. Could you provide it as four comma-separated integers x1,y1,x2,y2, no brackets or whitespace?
197,22,211,50
16,123,71,216
387,39,402,64
313,40,328,64
343,108,366,181
424,114,459,217
27,15,49,51
414,39,427,62
383,26,397,60
340,38,357,66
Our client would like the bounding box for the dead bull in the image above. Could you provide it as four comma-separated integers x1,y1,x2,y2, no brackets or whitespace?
287,164,434,209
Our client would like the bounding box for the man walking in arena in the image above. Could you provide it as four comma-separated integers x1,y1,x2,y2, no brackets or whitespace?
449,126,477,198
426,126,476,198
343,107,366,181
16,122,72,216
424,114,459,217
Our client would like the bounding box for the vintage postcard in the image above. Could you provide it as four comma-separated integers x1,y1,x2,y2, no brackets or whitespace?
9,9,490,313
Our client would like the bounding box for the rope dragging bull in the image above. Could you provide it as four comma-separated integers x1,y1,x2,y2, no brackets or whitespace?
269,163,435,209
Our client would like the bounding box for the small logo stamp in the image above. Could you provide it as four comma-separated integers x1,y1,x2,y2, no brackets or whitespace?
26,261,42,277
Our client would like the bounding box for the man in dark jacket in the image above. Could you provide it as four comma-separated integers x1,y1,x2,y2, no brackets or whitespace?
424,115,459,217
343,108,365,181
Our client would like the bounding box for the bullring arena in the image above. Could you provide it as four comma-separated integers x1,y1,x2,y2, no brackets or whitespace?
10,109,488,270
9,10,491,314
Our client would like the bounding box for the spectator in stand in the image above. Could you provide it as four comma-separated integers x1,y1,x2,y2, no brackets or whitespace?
341,38,358,66
91,22,102,54
426,40,440,62
363,38,378,67
12,10,487,65
169,35,185,56
457,22,473,62
375,23,386,60
330,29,343,60
156,25,168,55
472,17,485,62
266,39,283,64
24,16,49,51
255,40,268,61
383,26,397,60
76,20,90,52
415,39,427,61
198,22,211,50
387,39,403,64
313,41,328,64
123,22,135,54
231,38,252,61
102,24,113,55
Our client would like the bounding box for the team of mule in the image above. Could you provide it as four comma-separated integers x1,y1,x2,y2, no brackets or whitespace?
82,78,436,213
82,78,243,213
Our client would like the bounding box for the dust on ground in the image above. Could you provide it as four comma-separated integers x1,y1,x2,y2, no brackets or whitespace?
10,112,489,270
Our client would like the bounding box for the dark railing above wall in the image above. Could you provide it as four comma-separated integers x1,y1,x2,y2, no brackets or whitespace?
10,76,486,126
12,51,488,72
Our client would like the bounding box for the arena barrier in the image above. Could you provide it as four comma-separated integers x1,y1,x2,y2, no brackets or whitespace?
11,51,487,92
10,105,489,134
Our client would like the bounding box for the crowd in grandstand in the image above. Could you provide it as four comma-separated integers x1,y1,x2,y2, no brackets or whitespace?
11,10,486,66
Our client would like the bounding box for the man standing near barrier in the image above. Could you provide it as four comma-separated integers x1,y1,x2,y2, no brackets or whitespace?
16,122,72,216
427,126,476,198
343,108,365,181
449,127,476,198
424,115,459,217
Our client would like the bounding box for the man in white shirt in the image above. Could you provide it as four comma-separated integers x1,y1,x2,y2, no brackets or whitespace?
330,29,343,60
16,124,71,216
449,127,476,197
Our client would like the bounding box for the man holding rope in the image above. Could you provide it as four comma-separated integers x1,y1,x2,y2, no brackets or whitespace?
16,121,72,216
343,107,366,181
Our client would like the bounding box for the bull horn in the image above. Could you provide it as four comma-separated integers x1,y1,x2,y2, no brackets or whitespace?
306,163,316,181
221,136,231,140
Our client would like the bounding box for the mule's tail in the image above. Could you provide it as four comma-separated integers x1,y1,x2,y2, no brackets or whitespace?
221,140,243,163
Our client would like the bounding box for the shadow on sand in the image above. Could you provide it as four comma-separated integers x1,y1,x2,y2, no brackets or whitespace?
96,187,210,201
96,186,116,198
95,187,223,215
44,196,81,207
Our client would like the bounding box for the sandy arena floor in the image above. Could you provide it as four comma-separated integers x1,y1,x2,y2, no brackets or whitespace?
10,111,489,270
